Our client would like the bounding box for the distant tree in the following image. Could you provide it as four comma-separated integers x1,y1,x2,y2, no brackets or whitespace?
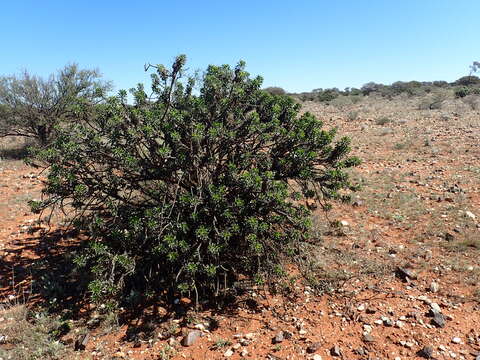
360,82,384,96
453,75,480,86
263,86,286,95
0,64,111,145
469,61,480,75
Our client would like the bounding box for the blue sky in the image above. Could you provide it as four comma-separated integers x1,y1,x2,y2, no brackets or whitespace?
1,1,479,93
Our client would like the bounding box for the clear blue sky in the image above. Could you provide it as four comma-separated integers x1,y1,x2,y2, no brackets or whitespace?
1,1,478,93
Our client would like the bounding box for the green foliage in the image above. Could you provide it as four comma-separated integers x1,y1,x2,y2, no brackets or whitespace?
375,116,393,125
263,86,286,95
0,64,111,146
31,56,359,305
454,75,480,86
455,87,471,98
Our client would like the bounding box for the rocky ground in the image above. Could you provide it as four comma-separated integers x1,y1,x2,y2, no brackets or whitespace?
0,95,479,359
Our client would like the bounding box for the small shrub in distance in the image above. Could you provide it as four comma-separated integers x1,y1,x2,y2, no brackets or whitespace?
263,86,286,95
31,56,359,306
375,116,393,125
347,110,359,121
454,87,470,98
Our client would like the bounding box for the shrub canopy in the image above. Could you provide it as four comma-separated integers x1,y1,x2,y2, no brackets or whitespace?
32,56,359,305
0,64,110,145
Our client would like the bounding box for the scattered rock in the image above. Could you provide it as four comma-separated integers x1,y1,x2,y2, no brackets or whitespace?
431,312,446,328
452,337,461,344
429,281,440,293
224,348,234,357
382,316,393,327
363,333,375,343
417,346,434,359
181,330,202,347
465,211,476,220
74,333,90,351
330,344,342,357
240,348,249,357
312,355,323,360
306,342,321,353
430,302,441,314
396,266,418,281
272,331,284,344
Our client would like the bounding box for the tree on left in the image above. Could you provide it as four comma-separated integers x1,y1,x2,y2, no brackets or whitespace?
0,64,111,146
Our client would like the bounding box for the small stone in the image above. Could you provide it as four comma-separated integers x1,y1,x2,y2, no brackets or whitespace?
465,211,476,220
272,331,284,344
74,333,90,351
357,304,365,311
181,330,202,347
330,345,342,357
382,317,393,327
363,334,375,343
363,324,373,333
312,355,323,360
240,348,248,357
452,337,461,344
340,220,349,227
430,282,440,293
396,266,418,281
224,348,234,357
418,346,434,359
431,312,446,328
355,347,367,356
194,323,205,331
430,302,441,314
306,342,321,353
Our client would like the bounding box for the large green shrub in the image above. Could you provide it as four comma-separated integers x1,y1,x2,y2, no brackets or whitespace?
31,56,359,305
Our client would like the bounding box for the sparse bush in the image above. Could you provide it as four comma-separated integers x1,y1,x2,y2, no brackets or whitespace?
454,87,471,98
31,56,359,305
347,110,359,121
462,95,480,110
315,88,340,102
0,64,111,146
453,75,480,86
417,92,447,110
263,86,286,96
0,305,77,360
375,116,393,125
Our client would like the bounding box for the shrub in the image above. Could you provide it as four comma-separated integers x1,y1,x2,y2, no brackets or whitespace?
453,75,480,86
31,56,359,306
0,64,111,146
316,88,340,102
375,116,393,125
347,111,359,121
417,92,447,110
454,87,471,98
462,95,480,110
263,86,286,96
